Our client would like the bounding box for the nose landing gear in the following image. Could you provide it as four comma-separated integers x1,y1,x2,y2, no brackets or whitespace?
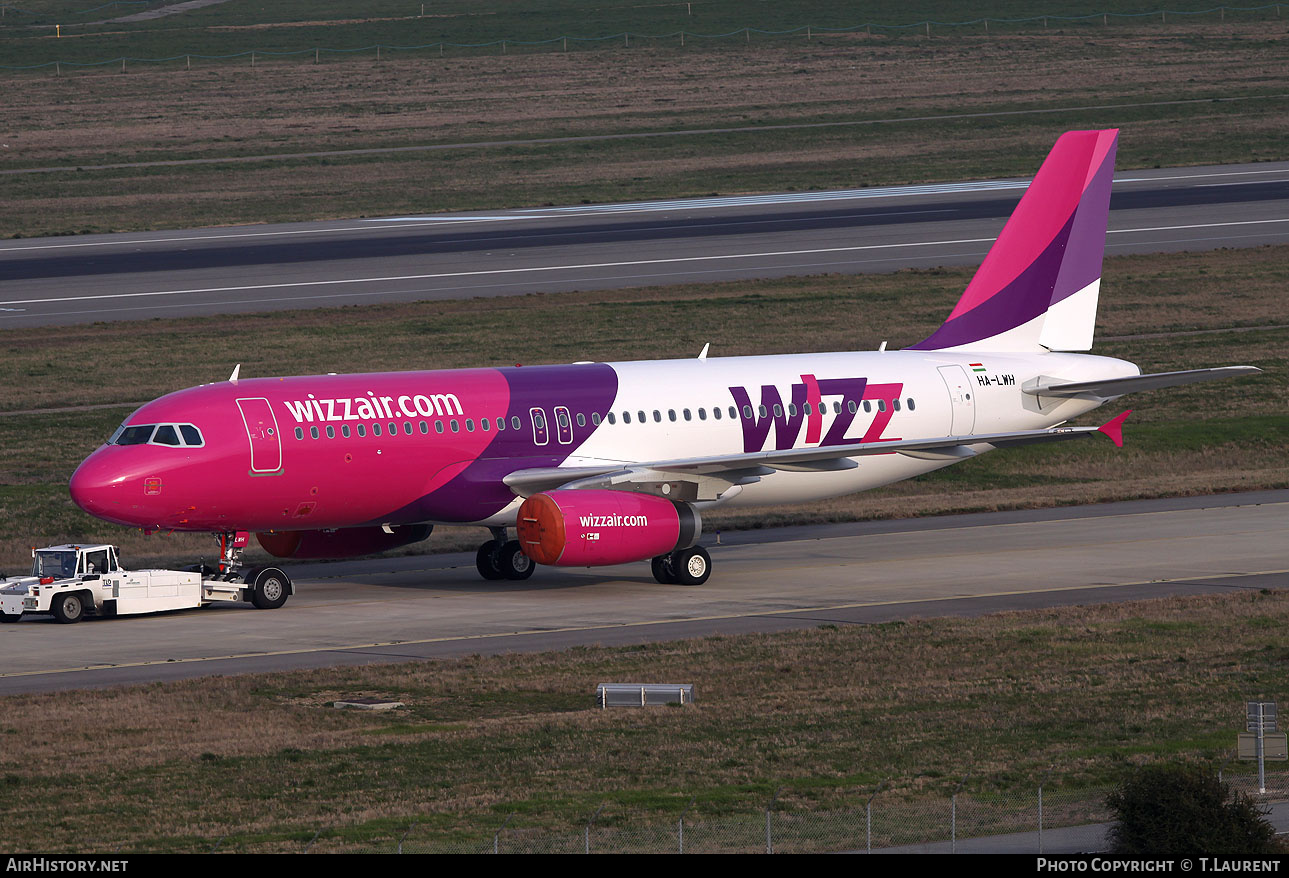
214,531,293,609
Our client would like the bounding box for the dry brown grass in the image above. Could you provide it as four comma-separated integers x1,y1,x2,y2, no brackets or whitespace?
2,22,1288,234
3,29,1284,165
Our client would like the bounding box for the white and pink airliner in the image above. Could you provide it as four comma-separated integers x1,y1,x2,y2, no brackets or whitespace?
68,130,1258,590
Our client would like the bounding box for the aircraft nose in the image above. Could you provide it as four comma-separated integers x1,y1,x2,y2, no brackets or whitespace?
69,452,125,520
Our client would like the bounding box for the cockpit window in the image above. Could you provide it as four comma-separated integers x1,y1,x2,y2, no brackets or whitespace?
153,425,181,446
115,425,156,445
110,423,204,447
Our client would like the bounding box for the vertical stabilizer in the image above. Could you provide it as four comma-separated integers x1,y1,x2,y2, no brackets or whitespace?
907,129,1118,353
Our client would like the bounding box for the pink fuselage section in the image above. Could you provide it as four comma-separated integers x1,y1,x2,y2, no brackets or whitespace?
70,364,617,533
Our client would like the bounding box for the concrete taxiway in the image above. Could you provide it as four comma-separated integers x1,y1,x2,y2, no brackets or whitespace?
0,490,1284,695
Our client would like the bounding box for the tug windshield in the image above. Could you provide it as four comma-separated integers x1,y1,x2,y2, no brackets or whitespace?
32,551,78,579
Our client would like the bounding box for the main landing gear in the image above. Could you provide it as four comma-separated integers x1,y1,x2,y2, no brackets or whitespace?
476,528,535,581
650,545,711,586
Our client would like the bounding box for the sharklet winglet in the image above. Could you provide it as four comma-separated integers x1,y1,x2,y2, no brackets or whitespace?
1097,410,1132,448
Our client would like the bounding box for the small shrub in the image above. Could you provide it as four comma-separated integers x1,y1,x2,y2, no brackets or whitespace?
1106,763,1283,856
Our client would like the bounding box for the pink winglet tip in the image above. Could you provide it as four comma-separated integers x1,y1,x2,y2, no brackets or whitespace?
1098,410,1132,448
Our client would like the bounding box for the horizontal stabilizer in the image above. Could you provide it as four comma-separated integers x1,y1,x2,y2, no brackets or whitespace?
1023,366,1262,399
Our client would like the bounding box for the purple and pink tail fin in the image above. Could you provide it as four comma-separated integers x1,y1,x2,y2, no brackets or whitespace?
908,129,1118,353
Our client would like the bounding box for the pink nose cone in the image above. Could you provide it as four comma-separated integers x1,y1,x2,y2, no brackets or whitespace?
69,451,127,523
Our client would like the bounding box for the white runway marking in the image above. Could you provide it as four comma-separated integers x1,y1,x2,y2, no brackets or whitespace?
3,217,1288,311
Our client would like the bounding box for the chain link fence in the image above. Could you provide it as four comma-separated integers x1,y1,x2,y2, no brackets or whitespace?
353,780,1131,854
338,762,1289,854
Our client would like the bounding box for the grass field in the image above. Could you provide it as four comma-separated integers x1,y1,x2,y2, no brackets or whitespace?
0,243,1282,572
2,588,1287,851
3,2,1278,61
2,10,1287,236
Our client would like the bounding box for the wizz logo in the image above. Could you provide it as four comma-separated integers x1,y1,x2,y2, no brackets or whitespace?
728,374,903,453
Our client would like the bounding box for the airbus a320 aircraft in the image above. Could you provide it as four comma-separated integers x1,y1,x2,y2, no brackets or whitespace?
69,129,1259,597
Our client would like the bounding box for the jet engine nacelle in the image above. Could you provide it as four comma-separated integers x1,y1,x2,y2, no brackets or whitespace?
516,489,701,567
256,524,433,560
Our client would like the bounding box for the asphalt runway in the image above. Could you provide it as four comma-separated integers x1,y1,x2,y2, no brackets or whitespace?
1,490,1284,695
2,161,1289,326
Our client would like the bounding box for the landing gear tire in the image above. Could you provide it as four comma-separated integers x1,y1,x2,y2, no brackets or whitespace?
247,566,291,610
672,546,711,586
651,554,677,585
52,592,85,624
476,540,505,581
0,611,21,624
496,540,535,581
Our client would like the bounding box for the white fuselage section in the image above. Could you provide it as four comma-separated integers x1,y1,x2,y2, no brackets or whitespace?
471,349,1139,526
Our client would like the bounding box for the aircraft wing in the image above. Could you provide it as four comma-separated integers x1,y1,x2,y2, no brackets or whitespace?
502,411,1131,500
1023,366,1261,400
